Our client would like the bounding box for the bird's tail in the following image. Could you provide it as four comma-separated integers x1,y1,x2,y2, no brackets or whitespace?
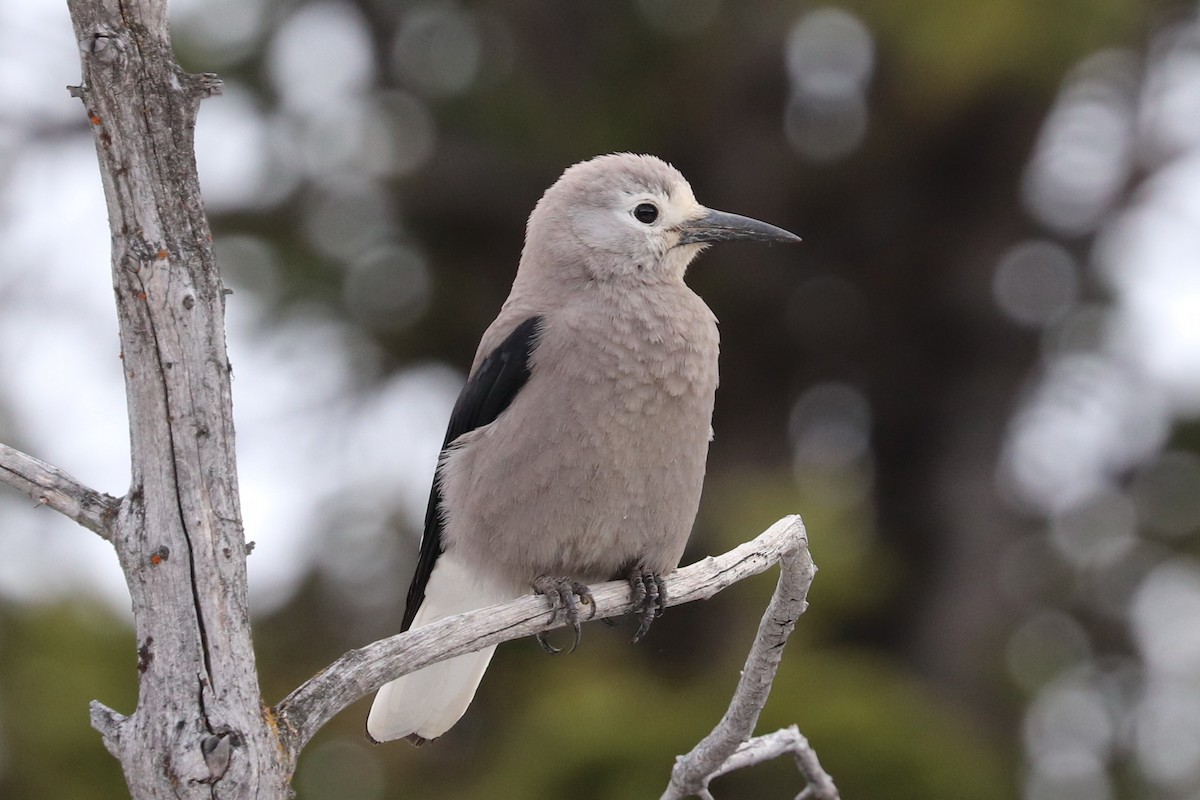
367,556,517,743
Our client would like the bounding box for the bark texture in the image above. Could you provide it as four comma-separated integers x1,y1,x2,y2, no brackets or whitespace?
64,0,290,795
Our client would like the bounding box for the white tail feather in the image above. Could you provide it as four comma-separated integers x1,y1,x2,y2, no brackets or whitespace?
367,556,517,742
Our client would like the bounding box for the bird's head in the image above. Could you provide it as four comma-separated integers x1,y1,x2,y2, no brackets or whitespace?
521,153,800,287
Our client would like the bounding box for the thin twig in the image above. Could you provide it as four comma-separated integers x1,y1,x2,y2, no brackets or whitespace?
89,700,127,759
661,521,826,799
273,515,808,759
703,727,839,800
0,442,119,539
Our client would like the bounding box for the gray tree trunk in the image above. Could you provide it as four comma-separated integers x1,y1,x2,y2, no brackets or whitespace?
64,0,292,794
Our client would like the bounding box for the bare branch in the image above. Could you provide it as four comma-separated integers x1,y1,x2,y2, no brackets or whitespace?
0,442,118,539
662,522,825,800
699,726,839,800
89,699,127,760
273,514,808,759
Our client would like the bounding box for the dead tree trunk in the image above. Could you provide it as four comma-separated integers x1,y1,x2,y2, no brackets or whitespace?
62,0,292,795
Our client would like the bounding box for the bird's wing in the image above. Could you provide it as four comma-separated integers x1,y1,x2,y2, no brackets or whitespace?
401,315,544,631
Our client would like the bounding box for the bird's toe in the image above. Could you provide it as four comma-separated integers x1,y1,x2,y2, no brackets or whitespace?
535,631,564,654
627,570,668,643
532,576,594,654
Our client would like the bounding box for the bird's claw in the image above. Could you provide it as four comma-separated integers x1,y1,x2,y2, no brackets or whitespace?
532,576,595,655
628,570,667,643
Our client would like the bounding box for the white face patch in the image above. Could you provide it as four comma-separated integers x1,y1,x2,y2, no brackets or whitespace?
570,179,709,283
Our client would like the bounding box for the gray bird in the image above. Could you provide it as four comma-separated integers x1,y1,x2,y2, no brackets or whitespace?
367,153,800,744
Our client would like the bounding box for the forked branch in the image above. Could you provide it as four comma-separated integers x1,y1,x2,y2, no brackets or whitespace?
662,518,838,799
692,726,839,800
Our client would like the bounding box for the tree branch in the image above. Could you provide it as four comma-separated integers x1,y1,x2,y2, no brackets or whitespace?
691,727,839,800
89,699,128,760
0,442,118,539
662,522,830,799
273,514,808,759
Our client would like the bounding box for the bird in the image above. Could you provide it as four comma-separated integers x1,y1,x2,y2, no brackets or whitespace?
366,153,800,745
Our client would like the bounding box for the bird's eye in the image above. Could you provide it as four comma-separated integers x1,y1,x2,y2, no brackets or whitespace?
633,203,659,224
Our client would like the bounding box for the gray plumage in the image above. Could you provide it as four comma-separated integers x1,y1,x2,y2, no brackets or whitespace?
367,153,799,744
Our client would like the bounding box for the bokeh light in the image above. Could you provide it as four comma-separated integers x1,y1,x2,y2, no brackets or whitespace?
1000,354,1169,514
267,3,376,115
992,239,1079,329
172,0,268,67
1021,50,1138,236
783,7,873,162
391,2,484,97
194,82,273,210
343,244,433,333
1048,489,1138,574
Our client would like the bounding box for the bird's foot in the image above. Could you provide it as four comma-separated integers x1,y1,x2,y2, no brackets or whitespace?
627,569,667,643
532,576,595,655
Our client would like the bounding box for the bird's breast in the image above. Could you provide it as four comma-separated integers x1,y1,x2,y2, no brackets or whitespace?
437,284,720,584
549,285,720,418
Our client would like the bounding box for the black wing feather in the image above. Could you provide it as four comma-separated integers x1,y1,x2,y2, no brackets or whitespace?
401,316,544,631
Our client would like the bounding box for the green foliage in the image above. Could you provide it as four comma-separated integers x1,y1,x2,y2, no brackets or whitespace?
861,0,1148,114
0,602,133,799
760,650,1015,800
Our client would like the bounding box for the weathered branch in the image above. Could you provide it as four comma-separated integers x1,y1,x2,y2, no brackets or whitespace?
89,700,128,760
274,514,808,760
0,442,119,538
662,520,831,799
699,726,839,800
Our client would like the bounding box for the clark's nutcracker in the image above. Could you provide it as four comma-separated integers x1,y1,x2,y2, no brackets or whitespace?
367,153,800,744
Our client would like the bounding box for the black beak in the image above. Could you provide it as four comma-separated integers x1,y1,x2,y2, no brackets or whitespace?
677,208,802,246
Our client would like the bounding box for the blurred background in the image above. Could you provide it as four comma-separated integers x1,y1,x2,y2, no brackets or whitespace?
2,0,1200,797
